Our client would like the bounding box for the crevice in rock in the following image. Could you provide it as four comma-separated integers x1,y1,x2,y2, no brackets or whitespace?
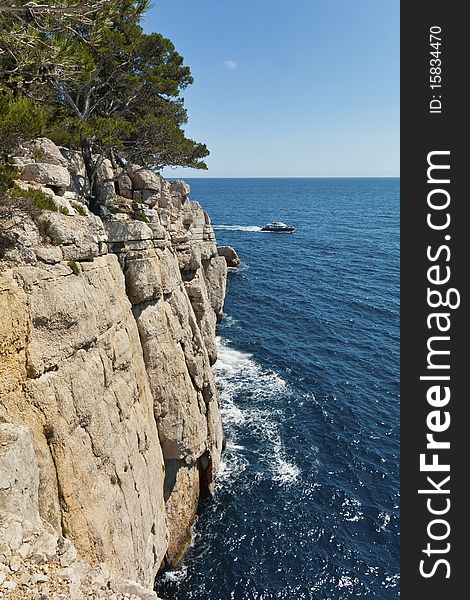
201,382,214,405
197,451,212,500
181,269,197,282
162,459,178,502
42,421,68,539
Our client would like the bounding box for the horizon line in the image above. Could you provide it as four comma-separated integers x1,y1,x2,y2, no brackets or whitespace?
176,175,401,179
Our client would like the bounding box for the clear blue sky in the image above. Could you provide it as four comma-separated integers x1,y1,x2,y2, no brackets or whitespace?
143,0,399,178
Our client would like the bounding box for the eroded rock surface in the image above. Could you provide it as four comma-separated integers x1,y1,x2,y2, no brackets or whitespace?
217,245,241,268
0,138,228,595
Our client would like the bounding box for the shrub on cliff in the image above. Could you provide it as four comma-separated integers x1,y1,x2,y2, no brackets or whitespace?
0,95,46,158
0,163,19,195
0,185,68,219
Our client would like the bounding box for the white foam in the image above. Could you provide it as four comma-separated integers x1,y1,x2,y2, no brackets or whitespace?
381,573,400,588
341,496,364,522
252,414,300,486
272,455,301,486
214,337,286,396
217,453,249,483
337,575,356,588
214,337,300,488
213,225,262,232
376,511,391,531
220,387,246,426
214,340,254,376
221,314,239,328
226,442,245,451
366,566,380,575
159,564,188,584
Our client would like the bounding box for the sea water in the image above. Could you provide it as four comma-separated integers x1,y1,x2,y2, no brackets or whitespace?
156,178,400,600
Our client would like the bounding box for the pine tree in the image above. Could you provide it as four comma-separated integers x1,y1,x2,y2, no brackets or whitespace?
0,1,209,208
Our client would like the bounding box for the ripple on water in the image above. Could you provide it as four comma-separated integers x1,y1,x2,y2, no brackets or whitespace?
156,178,399,600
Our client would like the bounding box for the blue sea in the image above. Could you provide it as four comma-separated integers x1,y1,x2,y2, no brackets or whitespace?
156,178,400,600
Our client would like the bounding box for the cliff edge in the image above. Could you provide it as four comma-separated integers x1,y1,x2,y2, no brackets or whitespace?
0,139,227,597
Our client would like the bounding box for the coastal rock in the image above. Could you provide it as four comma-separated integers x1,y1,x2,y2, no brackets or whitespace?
204,255,227,320
95,159,116,206
41,212,107,261
64,150,89,196
134,290,209,460
21,163,71,189
0,424,40,524
109,576,159,599
217,245,241,267
124,254,164,305
163,460,200,566
185,273,219,365
104,220,154,243
127,165,161,192
31,529,59,562
27,138,69,167
0,139,226,591
35,244,64,265
1,255,169,586
169,180,190,198
141,189,160,206
117,173,134,199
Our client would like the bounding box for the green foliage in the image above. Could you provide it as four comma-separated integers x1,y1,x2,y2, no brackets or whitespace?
67,259,80,275
133,210,149,222
127,114,209,170
0,94,46,155
91,117,133,150
0,1,120,93
46,16,209,168
6,186,68,217
0,163,19,194
37,218,52,237
71,202,87,216
45,114,83,148
0,169,70,230
0,0,209,207
9,186,58,212
31,149,44,160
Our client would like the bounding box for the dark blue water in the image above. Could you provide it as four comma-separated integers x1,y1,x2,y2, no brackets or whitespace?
156,178,400,599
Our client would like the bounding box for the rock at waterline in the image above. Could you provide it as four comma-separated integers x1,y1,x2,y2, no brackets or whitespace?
217,246,240,268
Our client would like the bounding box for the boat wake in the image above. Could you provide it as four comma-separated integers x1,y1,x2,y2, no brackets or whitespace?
213,225,262,232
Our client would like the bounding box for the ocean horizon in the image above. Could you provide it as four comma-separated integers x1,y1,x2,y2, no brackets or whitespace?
163,175,400,180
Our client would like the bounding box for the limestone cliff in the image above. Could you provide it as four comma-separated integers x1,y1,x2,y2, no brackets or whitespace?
0,139,227,597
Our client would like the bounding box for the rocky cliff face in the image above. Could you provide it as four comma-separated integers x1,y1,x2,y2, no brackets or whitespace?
0,139,227,597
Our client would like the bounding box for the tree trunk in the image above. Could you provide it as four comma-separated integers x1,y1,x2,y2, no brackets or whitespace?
80,136,100,215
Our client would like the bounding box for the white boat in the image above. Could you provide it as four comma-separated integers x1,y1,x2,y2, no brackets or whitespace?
260,221,295,233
